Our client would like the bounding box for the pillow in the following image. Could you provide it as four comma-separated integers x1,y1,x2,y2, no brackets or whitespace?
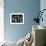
17,37,25,46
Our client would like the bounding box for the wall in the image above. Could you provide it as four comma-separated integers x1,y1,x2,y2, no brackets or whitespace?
40,0,46,45
4,0,40,42
0,0,4,42
40,0,46,27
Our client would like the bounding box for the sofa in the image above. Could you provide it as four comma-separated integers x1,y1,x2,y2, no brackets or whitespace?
17,25,46,46
31,25,46,46
1,25,46,46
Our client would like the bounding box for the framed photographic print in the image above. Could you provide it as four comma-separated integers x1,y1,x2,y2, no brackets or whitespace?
10,13,24,24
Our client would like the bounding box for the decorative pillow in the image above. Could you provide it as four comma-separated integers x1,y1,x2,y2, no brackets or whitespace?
23,32,34,46
17,37,25,46
17,32,34,46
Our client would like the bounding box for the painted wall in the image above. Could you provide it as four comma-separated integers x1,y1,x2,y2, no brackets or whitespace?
40,0,46,27
4,0,40,42
40,0,46,45
0,0,4,42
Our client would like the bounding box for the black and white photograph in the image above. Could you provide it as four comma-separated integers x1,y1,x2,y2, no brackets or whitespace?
10,13,24,24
